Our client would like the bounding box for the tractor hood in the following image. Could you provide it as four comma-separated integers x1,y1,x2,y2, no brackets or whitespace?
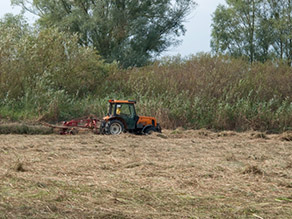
137,116,157,127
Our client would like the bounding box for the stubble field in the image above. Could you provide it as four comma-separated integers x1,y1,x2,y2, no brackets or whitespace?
0,129,292,218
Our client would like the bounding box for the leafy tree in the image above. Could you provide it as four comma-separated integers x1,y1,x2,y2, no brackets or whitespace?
266,0,292,65
254,1,274,62
13,0,196,67
211,0,292,65
0,13,28,30
211,0,263,63
211,5,243,58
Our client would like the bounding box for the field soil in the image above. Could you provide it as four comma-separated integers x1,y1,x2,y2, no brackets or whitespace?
0,129,292,218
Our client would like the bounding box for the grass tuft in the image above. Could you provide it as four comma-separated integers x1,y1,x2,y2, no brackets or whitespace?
15,162,26,172
280,131,292,141
242,165,264,175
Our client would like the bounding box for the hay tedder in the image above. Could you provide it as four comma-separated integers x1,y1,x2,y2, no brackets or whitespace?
43,99,161,135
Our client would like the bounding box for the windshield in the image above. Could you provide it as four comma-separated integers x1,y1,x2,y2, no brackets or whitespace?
109,103,136,117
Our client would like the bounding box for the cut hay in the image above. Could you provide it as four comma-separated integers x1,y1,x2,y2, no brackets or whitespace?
0,130,291,218
0,123,53,135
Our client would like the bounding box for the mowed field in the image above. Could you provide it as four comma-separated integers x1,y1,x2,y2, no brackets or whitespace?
0,129,292,218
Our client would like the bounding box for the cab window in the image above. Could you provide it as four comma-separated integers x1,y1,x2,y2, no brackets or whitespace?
116,104,135,118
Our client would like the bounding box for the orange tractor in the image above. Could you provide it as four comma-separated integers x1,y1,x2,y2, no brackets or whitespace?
100,99,161,135
46,99,161,135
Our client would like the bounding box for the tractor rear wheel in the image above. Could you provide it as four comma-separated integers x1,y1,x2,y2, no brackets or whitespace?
105,120,124,135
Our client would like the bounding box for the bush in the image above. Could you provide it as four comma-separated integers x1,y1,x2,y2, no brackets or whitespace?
0,16,118,122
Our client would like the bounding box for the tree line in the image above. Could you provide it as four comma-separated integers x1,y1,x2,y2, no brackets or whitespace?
10,0,292,66
12,0,196,68
211,0,292,65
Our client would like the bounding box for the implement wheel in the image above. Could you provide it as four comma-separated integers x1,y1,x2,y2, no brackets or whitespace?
105,120,124,135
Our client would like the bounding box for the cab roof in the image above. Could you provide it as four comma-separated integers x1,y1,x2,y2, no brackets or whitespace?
108,99,136,104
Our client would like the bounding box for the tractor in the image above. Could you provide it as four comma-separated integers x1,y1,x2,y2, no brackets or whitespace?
43,99,161,135
100,99,161,135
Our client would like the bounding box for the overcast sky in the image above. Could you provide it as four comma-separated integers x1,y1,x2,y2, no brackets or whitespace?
0,0,226,57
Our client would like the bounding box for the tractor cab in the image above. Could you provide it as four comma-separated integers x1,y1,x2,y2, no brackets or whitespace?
100,99,161,135
107,100,138,130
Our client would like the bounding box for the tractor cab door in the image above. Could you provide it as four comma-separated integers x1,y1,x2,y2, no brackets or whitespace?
115,103,137,130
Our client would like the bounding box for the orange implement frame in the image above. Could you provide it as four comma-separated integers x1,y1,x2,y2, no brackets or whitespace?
42,116,100,135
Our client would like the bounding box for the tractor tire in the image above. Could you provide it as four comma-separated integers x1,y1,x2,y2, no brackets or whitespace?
99,120,106,134
143,126,157,135
105,120,124,135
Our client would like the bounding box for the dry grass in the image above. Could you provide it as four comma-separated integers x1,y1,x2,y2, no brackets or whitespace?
0,130,292,218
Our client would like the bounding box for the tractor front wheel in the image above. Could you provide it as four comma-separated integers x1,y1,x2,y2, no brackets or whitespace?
143,126,157,135
105,120,124,135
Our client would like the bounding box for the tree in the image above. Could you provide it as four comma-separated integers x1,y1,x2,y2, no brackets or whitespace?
12,0,196,68
267,0,292,65
211,0,263,63
211,0,292,65
254,1,274,62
